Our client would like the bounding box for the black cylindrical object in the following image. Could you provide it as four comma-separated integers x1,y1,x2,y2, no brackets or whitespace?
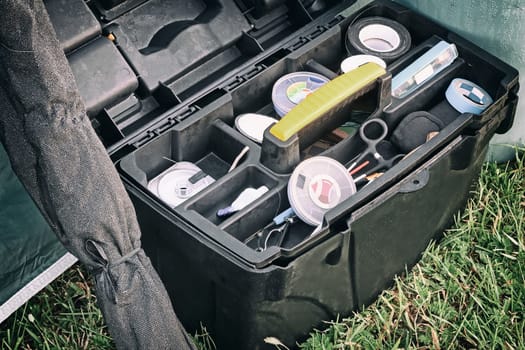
346,16,411,63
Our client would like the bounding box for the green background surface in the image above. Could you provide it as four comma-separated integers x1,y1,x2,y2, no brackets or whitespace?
0,144,67,305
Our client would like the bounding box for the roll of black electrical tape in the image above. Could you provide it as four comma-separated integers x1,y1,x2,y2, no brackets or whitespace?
345,16,411,63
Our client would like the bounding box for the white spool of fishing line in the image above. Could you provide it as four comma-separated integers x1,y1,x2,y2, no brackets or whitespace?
288,156,356,226
147,161,215,208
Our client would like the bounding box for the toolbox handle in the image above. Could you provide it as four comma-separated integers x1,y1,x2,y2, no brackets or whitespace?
269,62,387,141
261,62,388,173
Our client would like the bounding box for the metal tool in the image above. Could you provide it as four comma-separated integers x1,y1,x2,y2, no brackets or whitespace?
348,118,404,175
256,216,297,252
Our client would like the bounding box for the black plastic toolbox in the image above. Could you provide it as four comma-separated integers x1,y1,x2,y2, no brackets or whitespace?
45,0,519,349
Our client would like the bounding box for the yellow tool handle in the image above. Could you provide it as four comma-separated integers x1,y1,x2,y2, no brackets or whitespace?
270,62,386,141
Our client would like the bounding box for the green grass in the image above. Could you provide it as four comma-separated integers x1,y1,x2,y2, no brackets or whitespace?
1,150,524,350
0,266,113,350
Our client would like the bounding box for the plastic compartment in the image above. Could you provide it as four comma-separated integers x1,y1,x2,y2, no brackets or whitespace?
119,119,251,199
347,3,513,128
222,186,287,242
46,0,101,53
68,37,139,116
186,165,280,225
105,0,252,95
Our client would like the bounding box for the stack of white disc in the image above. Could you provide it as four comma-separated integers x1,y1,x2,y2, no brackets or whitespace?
272,72,329,117
147,161,215,208
288,156,356,226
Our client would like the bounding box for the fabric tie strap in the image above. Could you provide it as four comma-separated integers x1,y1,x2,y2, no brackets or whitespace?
85,239,140,304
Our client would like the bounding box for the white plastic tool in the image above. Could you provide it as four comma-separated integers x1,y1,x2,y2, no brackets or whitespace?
217,186,269,217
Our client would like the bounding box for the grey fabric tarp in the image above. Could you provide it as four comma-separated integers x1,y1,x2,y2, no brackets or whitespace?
0,1,196,349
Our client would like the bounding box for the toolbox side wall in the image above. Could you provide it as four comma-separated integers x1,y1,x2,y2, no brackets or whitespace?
128,185,356,350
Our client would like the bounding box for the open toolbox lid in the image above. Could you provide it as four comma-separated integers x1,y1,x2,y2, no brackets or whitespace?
46,0,519,269
45,0,357,146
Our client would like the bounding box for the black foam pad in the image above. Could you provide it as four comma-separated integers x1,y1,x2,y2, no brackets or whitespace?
391,111,445,153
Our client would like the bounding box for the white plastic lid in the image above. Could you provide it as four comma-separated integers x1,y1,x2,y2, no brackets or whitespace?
235,113,278,143
288,156,356,226
340,55,387,73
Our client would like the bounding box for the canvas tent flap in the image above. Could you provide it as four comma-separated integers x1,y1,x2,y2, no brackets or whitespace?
0,144,76,323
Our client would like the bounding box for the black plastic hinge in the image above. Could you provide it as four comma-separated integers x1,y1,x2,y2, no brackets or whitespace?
133,130,157,148
225,76,246,91
222,65,265,92
307,26,326,40
287,14,344,52
157,118,177,133
242,65,264,80
131,105,199,148
176,106,199,122
288,36,310,51
327,15,344,28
